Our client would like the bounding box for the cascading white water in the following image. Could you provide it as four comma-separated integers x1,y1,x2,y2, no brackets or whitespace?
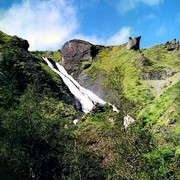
56,63,106,105
43,57,119,113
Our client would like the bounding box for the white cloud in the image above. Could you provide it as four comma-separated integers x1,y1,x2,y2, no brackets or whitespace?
0,0,131,50
118,0,163,14
106,27,131,45
72,34,104,45
0,0,77,50
71,27,131,46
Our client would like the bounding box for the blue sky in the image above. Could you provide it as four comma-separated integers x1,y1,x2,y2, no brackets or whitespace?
0,0,179,50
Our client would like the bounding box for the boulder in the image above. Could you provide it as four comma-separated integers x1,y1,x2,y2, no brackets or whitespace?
11,35,29,51
61,39,99,78
91,104,106,114
166,38,179,50
123,115,135,128
127,36,141,50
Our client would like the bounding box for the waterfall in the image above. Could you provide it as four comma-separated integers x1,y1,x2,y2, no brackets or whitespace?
43,57,119,113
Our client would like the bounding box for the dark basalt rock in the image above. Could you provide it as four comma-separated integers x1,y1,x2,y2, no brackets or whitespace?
91,104,106,114
10,35,29,51
61,39,99,78
82,63,92,70
78,71,106,100
127,36,141,50
165,38,179,51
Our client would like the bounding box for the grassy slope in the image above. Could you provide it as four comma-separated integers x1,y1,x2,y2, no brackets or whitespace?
0,31,81,179
77,43,180,178
29,43,180,178
20,38,180,178
0,31,73,102
1,30,179,178
31,50,61,62
82,43,179,114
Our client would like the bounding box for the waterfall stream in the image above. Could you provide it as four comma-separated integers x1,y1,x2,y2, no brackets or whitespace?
43,57,119,113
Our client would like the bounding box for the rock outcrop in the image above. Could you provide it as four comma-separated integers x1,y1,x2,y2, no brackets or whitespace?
123,115,135,128
141,68,176,80
61,39,99,78
165,38,179,50
127,36,141,50
135,53,152,67
11,35,29,51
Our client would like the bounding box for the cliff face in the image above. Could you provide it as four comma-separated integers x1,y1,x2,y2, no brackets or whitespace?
0,31,179,179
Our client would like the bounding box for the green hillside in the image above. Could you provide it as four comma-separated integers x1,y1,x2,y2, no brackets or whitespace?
0,31,179,179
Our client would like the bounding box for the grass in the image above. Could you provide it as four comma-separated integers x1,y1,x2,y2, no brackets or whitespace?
137,82,180,145
1,30,180,178
79,43,180,119
143,44,180,70
0,31,11,45
31,50,61,62
81,45,156,114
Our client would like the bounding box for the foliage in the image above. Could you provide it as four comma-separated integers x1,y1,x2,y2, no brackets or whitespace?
0,31,179,179
0,84,77,179
138,82,180,179
31,50,61,62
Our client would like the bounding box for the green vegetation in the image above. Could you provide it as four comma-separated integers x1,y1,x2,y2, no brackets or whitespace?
137,82,180,179
0,31,179,179
78,42,180,178
83,45,155,116
31,50,61,62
